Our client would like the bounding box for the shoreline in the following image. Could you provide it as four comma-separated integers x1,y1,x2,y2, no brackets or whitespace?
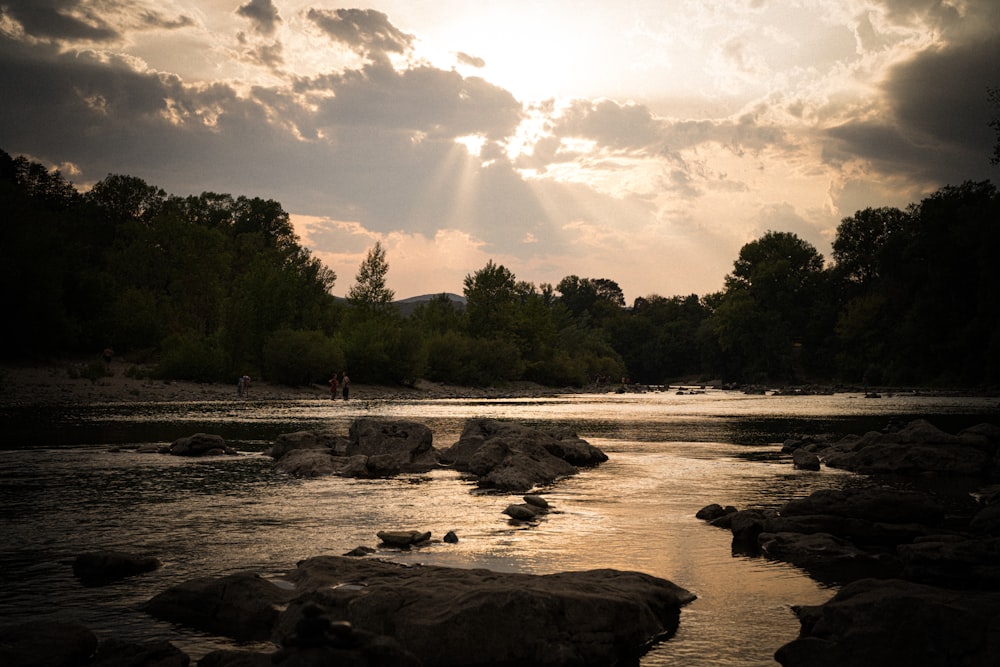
0,361,574,407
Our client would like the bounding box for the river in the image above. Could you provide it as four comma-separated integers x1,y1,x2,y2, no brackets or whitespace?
0,389,996,665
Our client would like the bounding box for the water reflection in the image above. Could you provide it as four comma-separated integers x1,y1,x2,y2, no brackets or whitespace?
0,390,995,666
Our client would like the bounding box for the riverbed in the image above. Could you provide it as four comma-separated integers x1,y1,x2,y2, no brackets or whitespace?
0,389,996,665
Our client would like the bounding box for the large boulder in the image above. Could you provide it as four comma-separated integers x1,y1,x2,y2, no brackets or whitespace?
268,430,347,460
273,448,341,477
144,571,293,642
822,419,997,476
758,532,900,583
0,621,98,667
778,487,945,526
279,555,695,667
897,536,1000,589
347,419,437,471
73,550,162,584
775,578,1000,667
169,433,236,457
439,419,606,492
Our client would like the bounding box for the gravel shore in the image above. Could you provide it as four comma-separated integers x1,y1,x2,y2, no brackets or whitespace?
0,360,570,407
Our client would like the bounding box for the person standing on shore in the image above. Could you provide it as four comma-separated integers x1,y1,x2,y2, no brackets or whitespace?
341,372,350,400
329,373,338,400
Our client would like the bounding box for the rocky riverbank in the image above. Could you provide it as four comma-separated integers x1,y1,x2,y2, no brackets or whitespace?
699,418,1000,666
0,361,572,407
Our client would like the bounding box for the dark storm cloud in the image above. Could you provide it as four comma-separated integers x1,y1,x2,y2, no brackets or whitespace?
823,16,1000,185
0,0,119,41
236,0,281,36
306,8,413,63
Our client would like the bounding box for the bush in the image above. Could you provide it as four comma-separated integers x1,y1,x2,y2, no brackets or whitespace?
263,329,343,385
154,334,230,383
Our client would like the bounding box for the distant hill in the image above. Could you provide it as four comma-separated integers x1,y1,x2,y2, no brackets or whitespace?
393,292,467,317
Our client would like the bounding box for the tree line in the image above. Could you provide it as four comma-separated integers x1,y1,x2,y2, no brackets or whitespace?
2,148,998,388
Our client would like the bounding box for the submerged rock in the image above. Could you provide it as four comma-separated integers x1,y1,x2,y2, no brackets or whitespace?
169,432,236,457
73,550,162,585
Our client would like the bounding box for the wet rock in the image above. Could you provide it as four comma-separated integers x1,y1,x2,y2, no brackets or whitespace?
169,432,236,457
280,555,695,667
198,649,274,667
821,419,997,476
524,494,550,509
273,448,340,476
778,487,944,526
729,509,768,545
969,502,1000,535
792,449,821,471
73,550,162,585
439,419,606,492
144,571,292,642
347,419,438,472
343,546,376,557
503,503,543,521
267,430,346,459
758,532,900,583
897,536,1000,589
443,530,459,543
0,621,98,667
695,503,737,521
775,578,1000,667
376,530,431,548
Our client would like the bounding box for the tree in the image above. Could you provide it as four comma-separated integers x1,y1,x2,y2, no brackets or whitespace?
711,231,828,382
347,241,395,311
832,207,911,286
989,86,1000,166
463,260,518,339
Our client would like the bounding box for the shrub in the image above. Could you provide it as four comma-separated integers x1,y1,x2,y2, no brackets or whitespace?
263,329,343,385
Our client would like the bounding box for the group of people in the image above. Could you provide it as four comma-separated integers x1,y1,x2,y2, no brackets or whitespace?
236,374,252,397
329,371,350,400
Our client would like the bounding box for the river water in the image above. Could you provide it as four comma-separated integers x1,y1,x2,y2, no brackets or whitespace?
0,389,996,665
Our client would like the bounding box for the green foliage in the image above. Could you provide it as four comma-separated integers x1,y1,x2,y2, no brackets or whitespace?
347,241,395,310
263,329,343,385
5,147,999,389
154,334,230,383
424,331,523,385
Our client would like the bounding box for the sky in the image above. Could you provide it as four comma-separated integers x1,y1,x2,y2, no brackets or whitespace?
1,0,998,302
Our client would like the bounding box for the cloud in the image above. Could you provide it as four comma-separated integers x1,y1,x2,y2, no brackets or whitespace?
236,0,281,37
456,51,485,68
306,8,414,64
0,0,119,41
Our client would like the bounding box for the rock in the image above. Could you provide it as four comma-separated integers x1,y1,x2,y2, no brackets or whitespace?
273,605,421,666
273,448,340,476
280,555,696,666
144,571,293,642
728,509,768,545
822,419,995,476
376,530,431,548
169,433,236,457
198,649,274,667
897,536,1000,589
0,621,98,667
503,503,542,521
695,503,737,521
792,449,821,470
73,550,162,584
778,488,944,526
758,532,899,584
970,502,1000,535
268,430,346,460
343,546,376,557
347,419,437,472
443,530,459,543
524,494,550,509
439,419,606,492
775,578,1000,667
88,638,188,667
